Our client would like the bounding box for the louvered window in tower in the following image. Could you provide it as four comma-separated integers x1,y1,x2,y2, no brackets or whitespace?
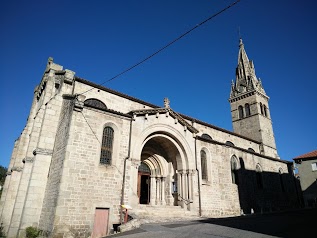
100,127,114,165
245,103,251,117
263,105,268,117
238,105,244,119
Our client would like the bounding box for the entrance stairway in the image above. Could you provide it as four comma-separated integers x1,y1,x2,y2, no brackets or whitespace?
131,204,198,221
118,205,200,233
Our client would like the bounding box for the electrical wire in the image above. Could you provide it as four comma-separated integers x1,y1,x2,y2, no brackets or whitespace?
78,0,241,96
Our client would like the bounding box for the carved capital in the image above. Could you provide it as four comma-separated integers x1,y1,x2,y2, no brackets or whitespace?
177,169,187,174
130,158,141,168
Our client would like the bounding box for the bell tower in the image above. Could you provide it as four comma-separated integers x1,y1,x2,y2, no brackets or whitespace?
229,39,278,158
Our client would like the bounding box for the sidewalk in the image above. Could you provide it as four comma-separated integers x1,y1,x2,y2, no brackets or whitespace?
108,208,317,238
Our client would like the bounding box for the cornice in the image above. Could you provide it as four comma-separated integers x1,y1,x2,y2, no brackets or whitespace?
33,148,53,156
132,107,199,134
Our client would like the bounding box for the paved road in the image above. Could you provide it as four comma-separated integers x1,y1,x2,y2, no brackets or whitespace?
108,208,317,238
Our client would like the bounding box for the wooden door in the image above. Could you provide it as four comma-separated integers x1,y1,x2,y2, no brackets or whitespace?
91,208,109,238
138,173,150,204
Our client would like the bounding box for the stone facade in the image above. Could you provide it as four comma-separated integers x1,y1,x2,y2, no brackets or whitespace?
0,41,299,238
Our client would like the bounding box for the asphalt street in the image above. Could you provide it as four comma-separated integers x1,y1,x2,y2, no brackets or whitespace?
108,208,317,238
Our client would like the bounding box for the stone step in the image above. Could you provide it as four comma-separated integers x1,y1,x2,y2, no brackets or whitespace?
119,205,200,233
130,205,197,219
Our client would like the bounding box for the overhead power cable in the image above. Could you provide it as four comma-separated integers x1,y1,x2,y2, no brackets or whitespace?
78,0,241,96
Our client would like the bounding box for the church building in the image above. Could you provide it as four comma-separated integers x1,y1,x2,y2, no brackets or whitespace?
0,39,299,237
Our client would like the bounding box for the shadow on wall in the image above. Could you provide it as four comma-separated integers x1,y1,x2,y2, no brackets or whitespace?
234,158,302,214
302,179,317,207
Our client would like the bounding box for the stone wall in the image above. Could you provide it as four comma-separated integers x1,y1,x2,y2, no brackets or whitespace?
196,138,298,217
45,103,131,236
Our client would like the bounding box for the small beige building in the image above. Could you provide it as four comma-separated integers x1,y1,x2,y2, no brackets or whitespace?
0,39,299,237
293,150,317,207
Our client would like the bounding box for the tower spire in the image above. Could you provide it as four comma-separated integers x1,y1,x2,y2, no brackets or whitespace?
231,38,266,97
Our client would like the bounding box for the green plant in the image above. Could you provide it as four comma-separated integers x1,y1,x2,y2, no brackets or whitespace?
0,222,6,238
25,226,40,238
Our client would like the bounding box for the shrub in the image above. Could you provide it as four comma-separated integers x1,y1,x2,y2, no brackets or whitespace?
25,226,40,238
0,222,6,238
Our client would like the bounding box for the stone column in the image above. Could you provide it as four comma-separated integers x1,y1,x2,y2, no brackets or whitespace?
188,170,194,202
176,171,183,207
181,170,188,204
156,177,160,205
150,176,156,205
161,177,166,205
187,170,195,210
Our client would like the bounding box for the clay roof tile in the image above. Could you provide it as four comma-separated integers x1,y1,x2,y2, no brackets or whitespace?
293,150,317,160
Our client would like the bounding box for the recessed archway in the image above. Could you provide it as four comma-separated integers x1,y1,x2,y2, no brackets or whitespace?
137,133,191,207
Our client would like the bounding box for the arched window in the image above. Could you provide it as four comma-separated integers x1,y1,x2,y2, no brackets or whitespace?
201,150,207,180
100,126,114,165
201,133,212,141
226,141,235,147
231,156,239,185
260,103,264,115
84,98,107,110
245,103,251,117
256,164,263,189
279,169,285,192
238,105,244,119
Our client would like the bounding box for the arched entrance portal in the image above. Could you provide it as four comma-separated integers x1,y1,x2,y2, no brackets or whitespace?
137,134,191,207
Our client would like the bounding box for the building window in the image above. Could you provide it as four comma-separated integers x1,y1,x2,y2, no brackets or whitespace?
260,103,264,115
231,156,239,185
245,103,251,117
279,169,285,192
100,126,114,165
201,133,212,141
84,98,107,110
238,105,244,119
312,162,317,171
226,141,235,147
256,164,263,189
201,150,207,180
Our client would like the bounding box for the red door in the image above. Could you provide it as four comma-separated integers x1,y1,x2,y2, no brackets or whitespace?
92,208,109,238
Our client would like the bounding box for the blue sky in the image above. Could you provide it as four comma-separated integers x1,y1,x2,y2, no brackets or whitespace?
0,0,316,168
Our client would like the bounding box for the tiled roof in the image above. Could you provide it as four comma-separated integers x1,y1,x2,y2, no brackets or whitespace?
293,150,317,160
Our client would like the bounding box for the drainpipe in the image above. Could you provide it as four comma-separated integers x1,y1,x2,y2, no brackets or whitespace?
194,136,202,216
120,114,133,224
